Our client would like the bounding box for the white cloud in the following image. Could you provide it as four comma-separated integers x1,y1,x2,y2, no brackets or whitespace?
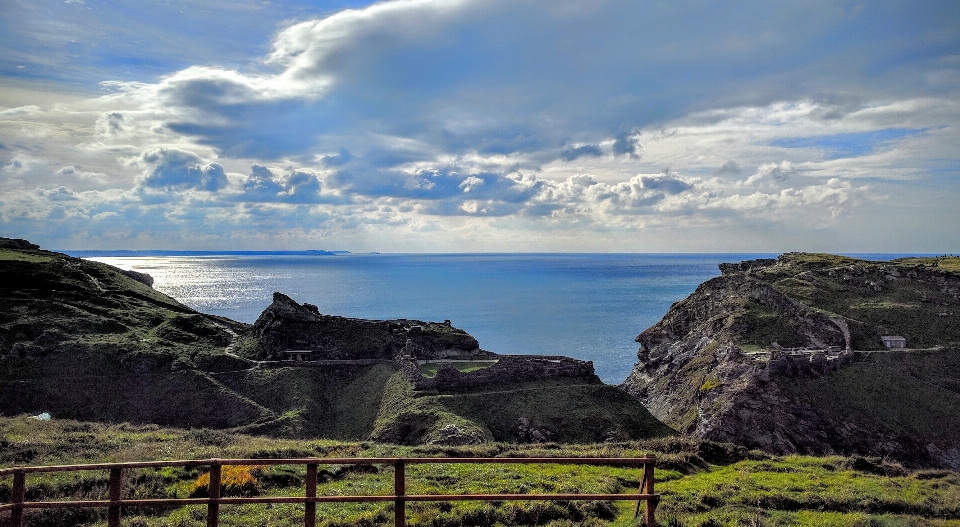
0,0,958,251
0,105,42,118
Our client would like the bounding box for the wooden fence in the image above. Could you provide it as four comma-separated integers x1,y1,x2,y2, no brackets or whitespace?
0,456,659,527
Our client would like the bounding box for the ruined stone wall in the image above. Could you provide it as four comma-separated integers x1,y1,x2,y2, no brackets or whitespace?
766,348,855,378
254,292,482,360
409,355,596,391
718,258,777,275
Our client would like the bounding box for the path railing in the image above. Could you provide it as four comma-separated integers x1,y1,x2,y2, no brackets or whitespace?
0,456,659,527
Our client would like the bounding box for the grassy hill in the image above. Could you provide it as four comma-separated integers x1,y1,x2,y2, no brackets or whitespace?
1,416,958,527
746,253,960,350
779,349,960,447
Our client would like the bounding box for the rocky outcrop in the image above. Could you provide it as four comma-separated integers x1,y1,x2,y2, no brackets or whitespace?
0,237,40,250
620,252,960,467
119,268,154,287
253,292,486,360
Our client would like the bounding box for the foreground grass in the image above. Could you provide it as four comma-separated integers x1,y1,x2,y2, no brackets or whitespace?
2,417,960,527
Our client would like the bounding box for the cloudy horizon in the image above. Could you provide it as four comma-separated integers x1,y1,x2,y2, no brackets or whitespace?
1,0,958,252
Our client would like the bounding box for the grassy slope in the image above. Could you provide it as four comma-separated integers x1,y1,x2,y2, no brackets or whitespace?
753,254,960,350
435,379,676,443
1,416,958,527
211,364,398,439
0,247,273,430
371,373,675,445
778,349,960,445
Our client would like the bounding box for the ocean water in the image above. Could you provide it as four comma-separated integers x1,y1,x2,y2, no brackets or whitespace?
83,253,775,383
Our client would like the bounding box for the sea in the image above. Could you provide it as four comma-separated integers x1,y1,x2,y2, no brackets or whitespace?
69,252,924,384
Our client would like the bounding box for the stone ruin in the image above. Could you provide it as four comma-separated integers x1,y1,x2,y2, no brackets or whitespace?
397,354,597,391
764,347,855,378
253,292,484,361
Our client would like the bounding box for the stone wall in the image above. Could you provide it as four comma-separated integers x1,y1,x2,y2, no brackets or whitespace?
765,348,855,378
718,258,777,275
402,354,597,391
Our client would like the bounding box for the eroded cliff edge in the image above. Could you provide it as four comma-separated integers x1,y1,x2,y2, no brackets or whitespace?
620,253,960,468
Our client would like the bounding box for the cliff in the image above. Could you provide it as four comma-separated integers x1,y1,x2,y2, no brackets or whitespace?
620,253,960,468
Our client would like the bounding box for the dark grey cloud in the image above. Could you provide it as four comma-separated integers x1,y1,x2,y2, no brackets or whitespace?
639,175,692,195
716,161,742,174
96,112,133,135
239,165,335,204
137,148,227,191
332,167,544,210
320,147,353,167
38,186,78,201
612,130,640,157
560,144,603,162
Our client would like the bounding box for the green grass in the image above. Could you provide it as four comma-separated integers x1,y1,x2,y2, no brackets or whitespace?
892,256,960,273
747,253,960,350
369,373,674,445
435,380,675,443
739,299,803,348
1,416,958,527
0,248,52,263
778,349,960,443
418,361,496,377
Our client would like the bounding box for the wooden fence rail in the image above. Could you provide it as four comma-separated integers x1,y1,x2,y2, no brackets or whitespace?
0,456,659,527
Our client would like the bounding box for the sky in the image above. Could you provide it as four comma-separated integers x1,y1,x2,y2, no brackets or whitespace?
1,0,959,253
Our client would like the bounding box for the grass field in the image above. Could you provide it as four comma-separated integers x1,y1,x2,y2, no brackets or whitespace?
2,416,959,527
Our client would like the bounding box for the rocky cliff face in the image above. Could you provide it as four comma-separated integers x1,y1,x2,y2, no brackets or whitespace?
620,253,960,468
253,292,486,360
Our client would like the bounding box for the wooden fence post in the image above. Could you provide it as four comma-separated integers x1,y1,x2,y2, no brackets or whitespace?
644,460,657,527
394,460,406,527
10,470,25,527
207,462,221,527
634,464,646,519
108,467,122,527
305,463,317,527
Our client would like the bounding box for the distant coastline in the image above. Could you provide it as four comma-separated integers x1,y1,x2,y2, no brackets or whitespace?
63,249,352,257
61,250,941,259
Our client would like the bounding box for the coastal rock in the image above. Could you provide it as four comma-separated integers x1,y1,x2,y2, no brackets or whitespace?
119,268,154,287
621,252,960,467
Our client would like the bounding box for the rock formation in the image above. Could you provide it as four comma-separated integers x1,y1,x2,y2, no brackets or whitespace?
252,292,488,360
620,253,960,467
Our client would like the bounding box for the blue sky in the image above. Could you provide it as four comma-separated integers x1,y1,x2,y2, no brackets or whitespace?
1,0,959,252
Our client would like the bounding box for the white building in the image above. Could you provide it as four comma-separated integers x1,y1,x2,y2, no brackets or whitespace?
880,336,906,349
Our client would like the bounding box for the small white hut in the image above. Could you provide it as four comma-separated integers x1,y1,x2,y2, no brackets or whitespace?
283,350,313,362
880,336,906,349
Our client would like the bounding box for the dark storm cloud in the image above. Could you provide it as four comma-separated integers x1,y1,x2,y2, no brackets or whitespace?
560,144,603,162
